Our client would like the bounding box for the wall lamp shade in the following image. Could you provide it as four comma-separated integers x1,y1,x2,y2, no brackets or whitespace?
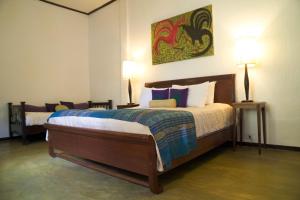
236,37,258,102
122,60,136,104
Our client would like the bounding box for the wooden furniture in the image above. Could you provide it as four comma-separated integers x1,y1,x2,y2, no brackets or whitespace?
117,103,139,109
232,102,266,154
45,74,235,194
89,100,113,110
8,102,47,144
8,100,112,144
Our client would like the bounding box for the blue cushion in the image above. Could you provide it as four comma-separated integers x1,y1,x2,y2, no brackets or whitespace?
170,88,189,107
152,89,169,100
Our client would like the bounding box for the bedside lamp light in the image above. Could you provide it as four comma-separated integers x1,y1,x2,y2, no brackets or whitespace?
236,37,258,102
122,60,137,105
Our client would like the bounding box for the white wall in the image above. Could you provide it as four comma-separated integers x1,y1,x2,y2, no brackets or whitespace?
89,1,121,107
125,0,300,147
0,0,90,138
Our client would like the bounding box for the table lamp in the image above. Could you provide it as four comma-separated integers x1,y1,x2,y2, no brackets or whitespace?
122,60,136,105
236,37,258,102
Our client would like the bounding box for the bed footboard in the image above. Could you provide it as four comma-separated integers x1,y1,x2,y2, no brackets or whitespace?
45,124,163,194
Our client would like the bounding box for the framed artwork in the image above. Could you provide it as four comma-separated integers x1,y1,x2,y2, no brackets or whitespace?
151,5,214,65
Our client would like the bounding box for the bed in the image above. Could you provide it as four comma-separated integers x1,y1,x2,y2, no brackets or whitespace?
45,74,236,193
8,100,112,144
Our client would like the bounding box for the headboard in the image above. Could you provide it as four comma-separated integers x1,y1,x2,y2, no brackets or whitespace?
145,74,235,105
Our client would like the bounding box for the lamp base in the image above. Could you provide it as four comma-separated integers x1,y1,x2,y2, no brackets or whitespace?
241,100,253,103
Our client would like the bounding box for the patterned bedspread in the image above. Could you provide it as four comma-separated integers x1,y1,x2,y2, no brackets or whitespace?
49,109,197,170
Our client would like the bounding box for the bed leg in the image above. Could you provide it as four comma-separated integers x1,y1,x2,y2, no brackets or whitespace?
49,145,56,158
147,136,163,194
149,173,163,194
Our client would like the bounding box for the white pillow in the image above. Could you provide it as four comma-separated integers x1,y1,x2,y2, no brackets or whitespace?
171,85,188,89
139,87,152,108
206,81,216,104
172,82,209,107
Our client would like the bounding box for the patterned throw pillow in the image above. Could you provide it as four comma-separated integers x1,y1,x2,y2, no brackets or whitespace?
152,89,169,100
170,88,189,107
74,103,89,109
149,99,176,108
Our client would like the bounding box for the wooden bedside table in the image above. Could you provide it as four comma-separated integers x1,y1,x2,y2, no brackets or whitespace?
232,102,266,154
117,103,139,109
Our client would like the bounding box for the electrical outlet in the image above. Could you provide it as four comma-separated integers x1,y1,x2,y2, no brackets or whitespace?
248,135,252,141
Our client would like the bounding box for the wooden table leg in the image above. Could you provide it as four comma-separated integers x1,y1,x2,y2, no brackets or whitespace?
239,108,243,143
257,105,262,155
233,108,237,151
22,133,29,145
262,107,267,147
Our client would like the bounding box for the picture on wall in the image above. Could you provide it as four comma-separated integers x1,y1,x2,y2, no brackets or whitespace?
151,5,214,65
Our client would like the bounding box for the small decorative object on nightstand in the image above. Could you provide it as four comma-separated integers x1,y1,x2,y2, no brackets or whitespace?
117,104,139,109
232,102,266,154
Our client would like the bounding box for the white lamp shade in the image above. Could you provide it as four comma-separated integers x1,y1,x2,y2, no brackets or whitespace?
236,37,259,67
122,60,136,79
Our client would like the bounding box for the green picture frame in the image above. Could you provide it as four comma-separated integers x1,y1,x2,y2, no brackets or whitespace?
151,5,214,65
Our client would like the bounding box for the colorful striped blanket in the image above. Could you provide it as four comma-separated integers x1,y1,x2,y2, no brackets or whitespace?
49,109,197,170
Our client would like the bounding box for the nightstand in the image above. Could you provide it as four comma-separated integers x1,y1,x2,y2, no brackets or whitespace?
117,103,139,109
232,102,266,154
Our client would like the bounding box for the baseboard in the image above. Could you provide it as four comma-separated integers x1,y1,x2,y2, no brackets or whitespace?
238,142,300,152
0,136,21,141
0,137,10,141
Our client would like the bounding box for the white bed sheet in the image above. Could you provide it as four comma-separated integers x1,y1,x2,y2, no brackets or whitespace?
26,112,53,126
47,103,233,171
25,108,106,126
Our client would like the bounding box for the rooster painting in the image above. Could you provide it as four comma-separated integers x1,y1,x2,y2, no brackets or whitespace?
182,8,213,57
152,17,186,55
152,5,214,65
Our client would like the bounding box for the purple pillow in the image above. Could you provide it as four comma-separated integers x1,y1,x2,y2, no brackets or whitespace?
170,88,189,107
24,104,47,112
152,89,169,100
45,103,59,112
74,103,89,110
60,101,74,109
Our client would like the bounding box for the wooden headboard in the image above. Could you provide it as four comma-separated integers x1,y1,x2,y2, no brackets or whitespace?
145,74,235,105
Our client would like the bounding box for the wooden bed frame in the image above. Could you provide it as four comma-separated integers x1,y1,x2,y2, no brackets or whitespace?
45,74,235,194
8,100,112,144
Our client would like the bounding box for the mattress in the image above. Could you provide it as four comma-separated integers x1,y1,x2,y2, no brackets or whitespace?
25,108,105,126
25,112,53,126
47,103,233,171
